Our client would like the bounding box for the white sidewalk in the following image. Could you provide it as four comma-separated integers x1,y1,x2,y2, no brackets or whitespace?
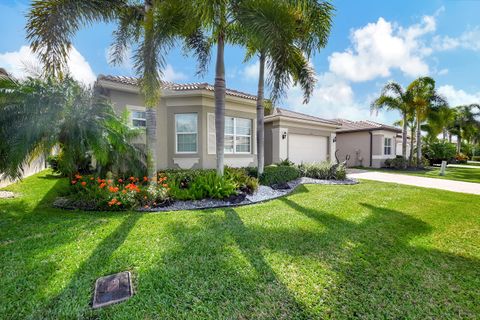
348,169,480,195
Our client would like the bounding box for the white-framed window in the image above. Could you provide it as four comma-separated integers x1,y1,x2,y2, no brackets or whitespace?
131,110,147,128
207,113,253,154
384,137,392,155
175,113,198,153
224,116,252,154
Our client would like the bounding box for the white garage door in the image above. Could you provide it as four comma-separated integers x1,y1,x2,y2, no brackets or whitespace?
288,134,328,164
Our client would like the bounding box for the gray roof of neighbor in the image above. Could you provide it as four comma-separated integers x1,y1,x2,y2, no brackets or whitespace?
97,74,257,101
266,107,341,126
335,119,402,133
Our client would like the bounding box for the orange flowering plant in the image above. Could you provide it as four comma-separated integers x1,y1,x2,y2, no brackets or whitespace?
68,172,170,211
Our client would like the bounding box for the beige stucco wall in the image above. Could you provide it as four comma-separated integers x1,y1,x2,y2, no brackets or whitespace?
336,130,399,168
265,117,337,165
0,156,46,188
103,86,257,170
336,131,371,167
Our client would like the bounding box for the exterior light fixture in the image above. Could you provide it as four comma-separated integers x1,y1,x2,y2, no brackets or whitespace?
282,131,287,140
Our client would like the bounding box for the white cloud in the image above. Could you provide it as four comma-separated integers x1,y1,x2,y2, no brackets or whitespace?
284,73,388,123
242,60,259,81
163,64,187,82
438,85,480,106
437,68,449,76
433,26,480,52
0,45,96,85
329,15,436,82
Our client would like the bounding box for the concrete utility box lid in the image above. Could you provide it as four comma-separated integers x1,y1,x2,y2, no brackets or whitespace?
92,271,133,309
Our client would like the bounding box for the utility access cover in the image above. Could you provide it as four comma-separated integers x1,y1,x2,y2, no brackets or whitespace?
92,271,133,309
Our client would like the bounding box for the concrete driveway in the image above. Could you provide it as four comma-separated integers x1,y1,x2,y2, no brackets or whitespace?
347,169,480,195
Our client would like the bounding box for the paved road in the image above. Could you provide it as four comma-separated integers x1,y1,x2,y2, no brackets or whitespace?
347,169,480,195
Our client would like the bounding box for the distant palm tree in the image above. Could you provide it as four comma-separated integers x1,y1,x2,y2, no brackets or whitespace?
0,76,143,179
407,77,446,167
236,0,334,174
452,104,480,153
423,103,454,142
371,82,414,168
26,0,205,179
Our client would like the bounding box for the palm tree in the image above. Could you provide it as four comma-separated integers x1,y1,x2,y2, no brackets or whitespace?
407,77,446,167
0,76,143,179
26,0,205,179
236,0,333,175
422,103,454,144
371,82,414,168
452,104,480,153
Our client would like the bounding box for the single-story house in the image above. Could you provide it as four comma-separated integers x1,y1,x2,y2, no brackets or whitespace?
95,75,259,170
335,119,406,168
264,108,340,165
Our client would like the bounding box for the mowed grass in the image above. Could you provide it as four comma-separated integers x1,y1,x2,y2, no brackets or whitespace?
359,165,480,184
1,171,479,319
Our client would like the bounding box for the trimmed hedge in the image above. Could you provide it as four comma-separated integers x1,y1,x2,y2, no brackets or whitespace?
260,165,300,186
298,162,347,180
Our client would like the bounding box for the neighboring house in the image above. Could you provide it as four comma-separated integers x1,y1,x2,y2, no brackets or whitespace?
0,68,46,188
95,75,258,170
264,108,340,165
335,119,404,168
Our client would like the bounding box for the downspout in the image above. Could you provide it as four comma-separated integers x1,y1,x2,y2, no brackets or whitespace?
369,131,373,167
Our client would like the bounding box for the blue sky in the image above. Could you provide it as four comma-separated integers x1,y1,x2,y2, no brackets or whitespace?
2,0,480,124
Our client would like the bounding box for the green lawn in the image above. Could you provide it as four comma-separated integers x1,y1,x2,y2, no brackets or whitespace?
1,171,479,319
358,165,480,184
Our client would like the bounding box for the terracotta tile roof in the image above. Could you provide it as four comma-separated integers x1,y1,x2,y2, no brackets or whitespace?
97,74,257,101
335,119,402,133
266,107,341,126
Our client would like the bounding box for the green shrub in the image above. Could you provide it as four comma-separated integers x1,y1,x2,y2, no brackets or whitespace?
384,156,408,169
298,161,346,180
160,168,246,200
224,167,259,194
260,165,300,186
278,158,295,167
472,156,480,161
423,141,456,165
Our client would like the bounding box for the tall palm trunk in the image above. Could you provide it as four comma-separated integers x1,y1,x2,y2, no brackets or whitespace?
442,128,447,141
214,32,226,176
457,131,462,153
416,115,422,168
144,0,157,179
409,122,415,166
256,52,265,176
401,113,408,168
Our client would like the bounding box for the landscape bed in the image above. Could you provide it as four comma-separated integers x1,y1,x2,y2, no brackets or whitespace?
52,162,350,212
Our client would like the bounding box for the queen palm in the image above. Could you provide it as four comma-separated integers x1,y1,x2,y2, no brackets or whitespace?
371,82,414,168
407,77,446,167
427,104,455,141
26,0,205,179
236,0,333,175
452,104,480,153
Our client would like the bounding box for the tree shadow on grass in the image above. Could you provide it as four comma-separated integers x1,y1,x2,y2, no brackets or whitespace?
32,212,142,319
1,174,142,318
278,195,480,318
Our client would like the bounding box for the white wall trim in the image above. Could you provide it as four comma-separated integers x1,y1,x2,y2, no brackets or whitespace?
224,157,254,168
173,158,199,169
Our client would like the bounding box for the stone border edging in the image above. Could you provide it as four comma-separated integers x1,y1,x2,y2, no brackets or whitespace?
139,177,358,212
